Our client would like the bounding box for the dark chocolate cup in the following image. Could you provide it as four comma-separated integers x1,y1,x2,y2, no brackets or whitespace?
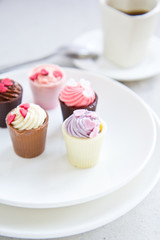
0,84,23,128
59,92,98,121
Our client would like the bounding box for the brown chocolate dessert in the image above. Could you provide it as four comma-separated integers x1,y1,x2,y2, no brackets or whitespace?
0,78,23,128
59,93,98,121
59,78,98,121
6,103,48,158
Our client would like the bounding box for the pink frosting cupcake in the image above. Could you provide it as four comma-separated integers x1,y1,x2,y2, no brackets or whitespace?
29,64,65,110
59,78,98,120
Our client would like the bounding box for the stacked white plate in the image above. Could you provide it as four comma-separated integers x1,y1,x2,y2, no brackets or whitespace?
0,68,160,239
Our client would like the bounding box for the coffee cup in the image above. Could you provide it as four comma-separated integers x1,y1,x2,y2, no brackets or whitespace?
99,0,160,67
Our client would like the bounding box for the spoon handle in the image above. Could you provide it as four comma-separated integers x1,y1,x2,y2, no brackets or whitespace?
0,51,58,74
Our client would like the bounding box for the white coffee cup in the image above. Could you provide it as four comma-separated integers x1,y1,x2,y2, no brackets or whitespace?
99,0,160,67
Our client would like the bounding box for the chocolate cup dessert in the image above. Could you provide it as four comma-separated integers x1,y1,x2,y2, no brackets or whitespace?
59,92,98,121
6,112,49,158
0,80,23,128
29,64,65,110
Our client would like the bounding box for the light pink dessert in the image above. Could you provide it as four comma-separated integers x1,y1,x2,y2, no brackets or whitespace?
29,64,65,110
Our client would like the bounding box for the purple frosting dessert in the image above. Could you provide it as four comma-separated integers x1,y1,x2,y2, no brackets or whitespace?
62,109,106,168
65,109,102,138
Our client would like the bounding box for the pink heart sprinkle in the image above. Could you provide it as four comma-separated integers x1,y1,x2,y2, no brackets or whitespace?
7,114,16,125
53,70,63,79
40,69,49,76
74,109,86,117
86,111,97,119
84,118,96,129
0,83,8,93
89,126,99,138
20,103,30,110
29,73,39,81
20,108,28,118
1,78,13,86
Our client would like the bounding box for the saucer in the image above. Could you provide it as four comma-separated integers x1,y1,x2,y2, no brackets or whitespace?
73,29,160,81
0,68,156,208
0,110,159,239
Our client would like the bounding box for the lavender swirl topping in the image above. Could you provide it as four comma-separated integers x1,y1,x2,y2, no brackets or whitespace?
65,109,101,138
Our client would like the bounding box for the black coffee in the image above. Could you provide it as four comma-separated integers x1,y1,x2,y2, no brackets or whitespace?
121,9,148,16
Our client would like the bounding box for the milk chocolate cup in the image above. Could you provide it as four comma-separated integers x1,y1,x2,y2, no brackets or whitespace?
59,92,98,121
6,111,49,158
0,84,23,128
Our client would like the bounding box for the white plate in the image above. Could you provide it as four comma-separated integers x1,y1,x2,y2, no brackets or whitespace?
0,68,156,208
73,29,160,81
0,111,159,239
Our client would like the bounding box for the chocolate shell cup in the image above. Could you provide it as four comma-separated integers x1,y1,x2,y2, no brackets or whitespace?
62,118,107,169
29,64,66,110
59,92,98,121
0,83,23,128
30,80,65,110
6,112,49,158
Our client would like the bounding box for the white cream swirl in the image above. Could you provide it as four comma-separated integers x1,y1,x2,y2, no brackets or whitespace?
11,103,47,130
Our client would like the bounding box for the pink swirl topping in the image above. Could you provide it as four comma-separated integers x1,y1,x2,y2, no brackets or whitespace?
59,78,95,107
29,64,63,85
65,109,102,138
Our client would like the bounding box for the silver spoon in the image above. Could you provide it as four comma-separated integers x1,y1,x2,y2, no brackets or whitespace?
0,45,99,74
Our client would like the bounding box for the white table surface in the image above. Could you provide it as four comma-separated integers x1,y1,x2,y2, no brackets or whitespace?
0,0,160,239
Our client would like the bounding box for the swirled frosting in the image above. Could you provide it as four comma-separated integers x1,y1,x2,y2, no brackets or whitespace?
65,109,102,138
8,103,47,130
0,79,22,102
59,78,95,107
29,64,64,85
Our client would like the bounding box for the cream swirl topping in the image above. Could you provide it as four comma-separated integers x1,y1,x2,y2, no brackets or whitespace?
10,103,47,130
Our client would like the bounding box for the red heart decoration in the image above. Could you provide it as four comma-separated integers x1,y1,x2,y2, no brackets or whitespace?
0,83,8,93
20,108,28,118
1,78,13,86
20,103,30,110
29,73,39,81
7,114,16,125
53,70,63,79
40,69,49,76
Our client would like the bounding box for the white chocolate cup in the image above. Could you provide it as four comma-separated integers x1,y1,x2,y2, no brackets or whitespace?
62,119,107,169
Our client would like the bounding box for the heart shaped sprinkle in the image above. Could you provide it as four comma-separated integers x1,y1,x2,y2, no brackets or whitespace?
7,114,16,125
29,73,39,81
84,118,96,130
20,108,28,118
89,126,99,138
74,109,86,117
20,103,30,110
0,83,8,93
1,78,13,86
40,69,49,76
53,70,63,79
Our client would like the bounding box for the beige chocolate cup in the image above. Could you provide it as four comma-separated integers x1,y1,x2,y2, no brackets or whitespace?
6,111,49,158
62,118,107,169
